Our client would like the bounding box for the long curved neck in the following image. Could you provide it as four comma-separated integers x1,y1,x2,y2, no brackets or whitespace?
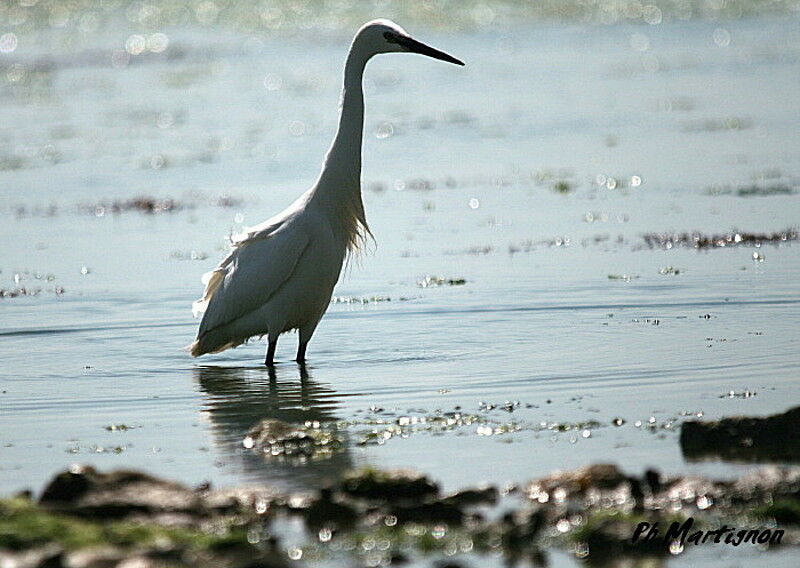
315,43,368,193
308,38,372,252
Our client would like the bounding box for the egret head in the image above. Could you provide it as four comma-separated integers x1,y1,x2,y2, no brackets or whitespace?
355,19,464,66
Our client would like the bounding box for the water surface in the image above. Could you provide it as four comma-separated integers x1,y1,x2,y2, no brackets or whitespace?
1,10,800,567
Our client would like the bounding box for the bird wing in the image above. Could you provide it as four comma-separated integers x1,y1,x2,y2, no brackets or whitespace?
193,220,311,337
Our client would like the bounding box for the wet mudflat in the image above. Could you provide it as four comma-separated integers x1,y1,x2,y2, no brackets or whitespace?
1,5,800,567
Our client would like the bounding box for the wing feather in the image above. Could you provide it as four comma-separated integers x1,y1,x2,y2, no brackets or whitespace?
194,221,311,340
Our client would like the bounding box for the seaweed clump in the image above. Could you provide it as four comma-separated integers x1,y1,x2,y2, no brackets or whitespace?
641,229,797,250
681,406,800,463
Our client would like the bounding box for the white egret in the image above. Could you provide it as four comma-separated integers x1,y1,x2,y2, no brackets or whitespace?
190,19,463,366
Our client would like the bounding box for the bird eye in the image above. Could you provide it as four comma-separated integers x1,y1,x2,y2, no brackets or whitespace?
383,31,397,43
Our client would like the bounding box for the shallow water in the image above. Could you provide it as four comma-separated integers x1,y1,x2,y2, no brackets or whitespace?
1,9,800,566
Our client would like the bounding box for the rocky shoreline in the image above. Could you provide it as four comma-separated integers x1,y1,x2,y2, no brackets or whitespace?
2,459,798,568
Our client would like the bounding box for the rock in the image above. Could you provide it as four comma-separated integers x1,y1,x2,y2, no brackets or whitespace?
0,544,64,568
525,464,630,504
302,488,359,529
389,500,463,524
650,475,731,510
66,547,132,568
202,486,283,516
39,466,204,521
571,513,669,559
681,406,800,463
441,485,498,508
243,418,343,460
338,468,439,503
733,466,800,501
245,419,307,446
644,469,661,494
334,467,468,523
10,463,800,567
13,489,34,501
500,509,547,550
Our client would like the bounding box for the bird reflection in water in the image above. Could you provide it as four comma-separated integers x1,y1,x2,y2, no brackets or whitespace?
194,364,354,491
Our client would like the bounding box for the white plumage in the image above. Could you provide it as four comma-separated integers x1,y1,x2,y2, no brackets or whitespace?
190,19,463,365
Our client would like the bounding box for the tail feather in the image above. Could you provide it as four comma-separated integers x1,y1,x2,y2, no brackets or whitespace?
191,254,249,357
187,327,247,357
187,339,204,357
192,268,226,318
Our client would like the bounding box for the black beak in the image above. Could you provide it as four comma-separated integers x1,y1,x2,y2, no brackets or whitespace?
398,36,464,66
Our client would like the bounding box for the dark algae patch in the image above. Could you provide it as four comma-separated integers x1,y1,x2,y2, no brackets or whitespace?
552,180,574,194
417,276,467,287
338,468,439,504
0,286,64,299
641,229,797,250
2,463,798,567
681,406,800,463
706,180,798,197
7,193,243,218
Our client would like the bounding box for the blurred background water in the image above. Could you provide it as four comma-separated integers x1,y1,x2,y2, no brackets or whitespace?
1,1,800,566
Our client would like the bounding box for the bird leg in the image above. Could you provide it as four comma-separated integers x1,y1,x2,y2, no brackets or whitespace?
297,325,316,364
265,338,277,367
296,341,307,365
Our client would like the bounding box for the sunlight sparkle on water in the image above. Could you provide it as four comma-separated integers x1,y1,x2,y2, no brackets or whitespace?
0,33,18,53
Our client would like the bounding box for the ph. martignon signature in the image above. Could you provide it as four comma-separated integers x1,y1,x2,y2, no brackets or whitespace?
633,518,783,547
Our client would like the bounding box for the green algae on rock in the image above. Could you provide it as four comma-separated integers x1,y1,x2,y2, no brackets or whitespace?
2,463,799,567
6,465,289,567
